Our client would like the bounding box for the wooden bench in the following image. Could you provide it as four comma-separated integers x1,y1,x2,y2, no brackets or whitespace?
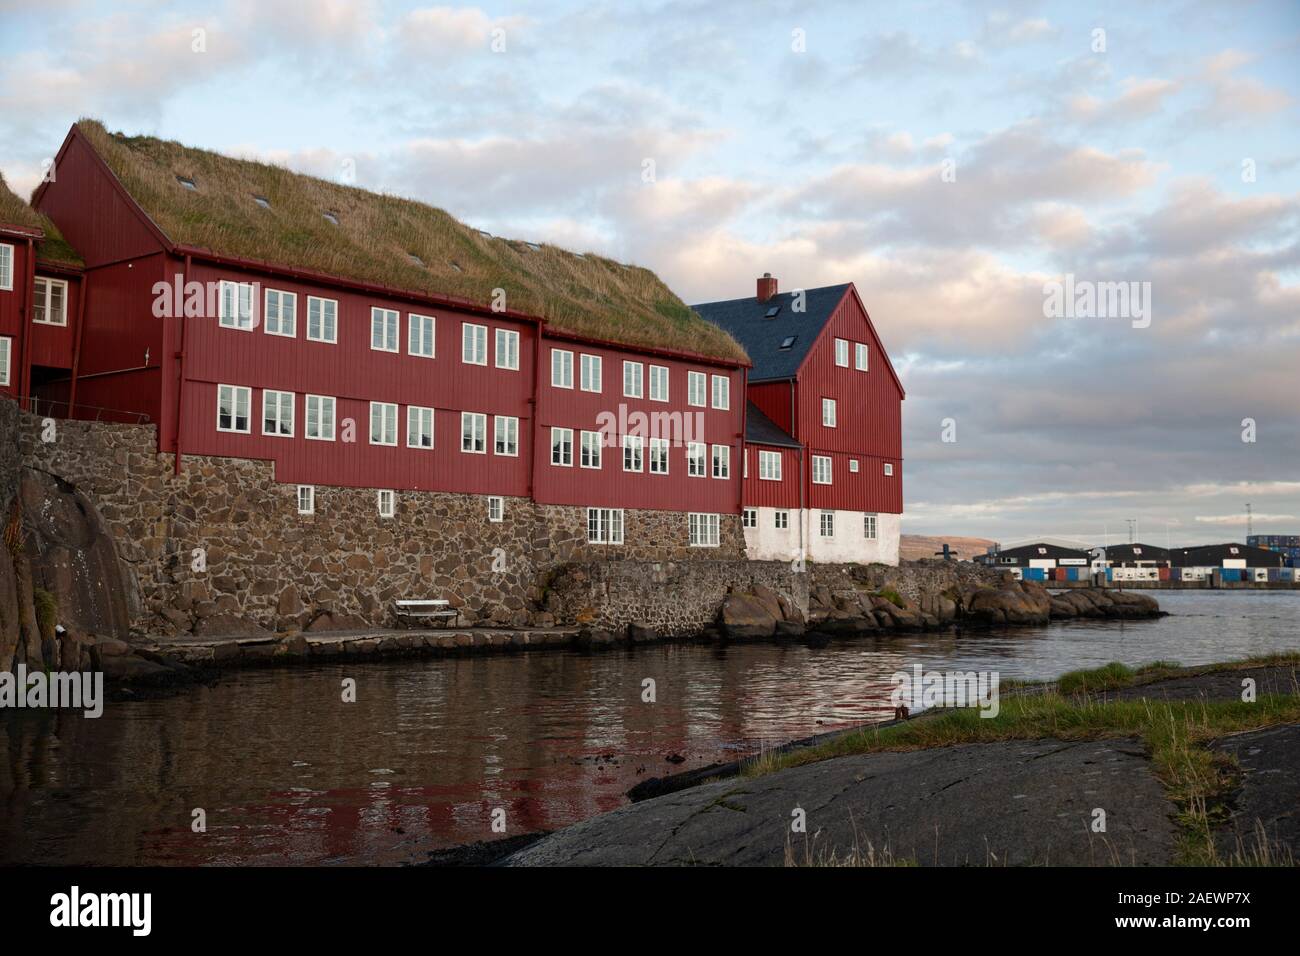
394,599,457,627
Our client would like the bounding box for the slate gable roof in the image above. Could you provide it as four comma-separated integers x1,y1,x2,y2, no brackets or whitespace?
691,284,851,381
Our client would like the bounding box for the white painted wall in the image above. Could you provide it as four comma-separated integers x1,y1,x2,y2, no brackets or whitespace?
743,507,901,565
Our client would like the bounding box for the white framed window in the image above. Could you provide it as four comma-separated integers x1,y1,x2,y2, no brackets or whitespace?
461,412,487,453
494,415,519,456
495,328,519,370
408,405,435,449
377,490,395,519
711,444,730,479
687,371,707,407
31,276,68,326
622,434,644,472
812,455,832,485
462,322,488,365
711,374,729,410
834,338,849,367
218,280,255,330
305,394,336,441
307,296,337,343
369,401,398,446
649,437,670,474
297,485,315,515
849,458,859,473
0,244,12,291
371,307,399,352
623,361,643,398
689,512,721,547
820,511,835,537
551,426,573,466
409,313,436,358
587,507,624,545
759,450,782,481
687,441,706,477
649,365,669,402
487,496,504,523
580,353,602,392
216,384,251,433
884,462,895,477
774,510,789,530
580,430,602,469
742,508,757,529
855,342,869,371
822,397,837,427
264,288,297,337
262,389,294,437
864,513,878,539
551,348,574,388
0,336,11,387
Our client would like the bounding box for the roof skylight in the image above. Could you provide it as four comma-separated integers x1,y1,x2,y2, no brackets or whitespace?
778,335,797,349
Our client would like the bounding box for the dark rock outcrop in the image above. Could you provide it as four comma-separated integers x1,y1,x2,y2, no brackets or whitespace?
18,468,137,641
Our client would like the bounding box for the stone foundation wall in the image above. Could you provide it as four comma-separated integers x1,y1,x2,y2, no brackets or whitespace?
14,408,744,636
544,556,995,635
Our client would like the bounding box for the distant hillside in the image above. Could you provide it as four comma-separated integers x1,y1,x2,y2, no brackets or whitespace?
900,535,996,561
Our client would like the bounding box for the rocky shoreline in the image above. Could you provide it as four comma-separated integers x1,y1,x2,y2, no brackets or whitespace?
9,574,1166,694
719,573,1163,639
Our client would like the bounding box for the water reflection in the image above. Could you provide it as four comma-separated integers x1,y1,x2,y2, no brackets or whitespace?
2,591,1297,865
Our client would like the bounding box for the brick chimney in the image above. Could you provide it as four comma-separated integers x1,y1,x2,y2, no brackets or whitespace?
756,272,778,303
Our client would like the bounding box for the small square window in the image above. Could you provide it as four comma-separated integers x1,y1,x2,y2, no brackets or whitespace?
297,485,315,515
487,496,504,522
884,462,894,477
377,490,395,518
849,459,859,473
742,508,757,529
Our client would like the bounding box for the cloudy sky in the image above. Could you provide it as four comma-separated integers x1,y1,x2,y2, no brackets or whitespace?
2,0,1297,546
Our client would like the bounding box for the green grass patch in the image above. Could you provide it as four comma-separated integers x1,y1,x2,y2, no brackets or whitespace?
876,587,905,608
1057,661,1136,694
33,587,58,640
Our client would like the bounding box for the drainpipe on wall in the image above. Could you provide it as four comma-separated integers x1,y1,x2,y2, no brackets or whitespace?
18,237,35,407
738,367,748,520
527,322,542,498
172,254,191,475
67,273,89,415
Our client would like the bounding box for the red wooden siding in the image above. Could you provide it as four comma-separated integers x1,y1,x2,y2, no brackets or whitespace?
748,380,795,437
0,237,31,399
741,444,801,508
532,336,743,512
33,132,165,267
796,288,904,514
26,271,80,371
173,260,537,494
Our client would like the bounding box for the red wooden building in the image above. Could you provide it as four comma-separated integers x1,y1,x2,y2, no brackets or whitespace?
6,122,904,564
694,276,905,563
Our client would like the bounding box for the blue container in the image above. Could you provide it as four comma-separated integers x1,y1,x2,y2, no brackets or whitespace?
1105,568,1113,582
1066,567,1079,581
1268,568,1281,582
1221,568,1242,583
1023,568,1046,582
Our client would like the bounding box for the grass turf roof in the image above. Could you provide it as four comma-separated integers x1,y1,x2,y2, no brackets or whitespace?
0,172,83,267
75,120,746,363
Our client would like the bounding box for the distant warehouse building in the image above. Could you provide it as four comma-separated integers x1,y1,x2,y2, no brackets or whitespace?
1247,534,1300,568
1092,543,1171,582
1172,543,1284,583
975,542,1092,581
